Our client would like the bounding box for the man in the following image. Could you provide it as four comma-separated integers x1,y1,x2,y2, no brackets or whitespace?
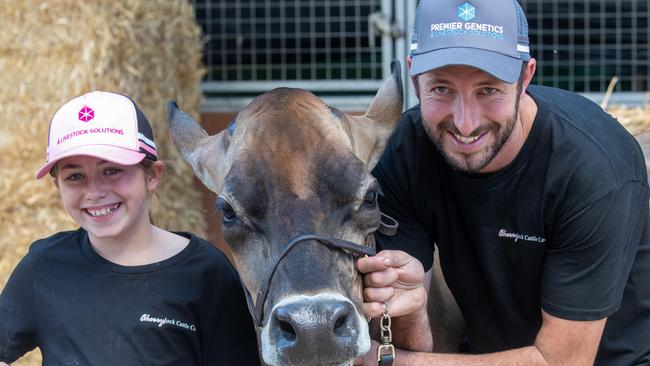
356,0,650,365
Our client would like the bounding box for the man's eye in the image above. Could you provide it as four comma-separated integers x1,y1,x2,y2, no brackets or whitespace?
482,87,497,95
432,86,448,94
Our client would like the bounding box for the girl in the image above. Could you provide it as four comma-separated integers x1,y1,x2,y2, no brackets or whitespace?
0,91,259,365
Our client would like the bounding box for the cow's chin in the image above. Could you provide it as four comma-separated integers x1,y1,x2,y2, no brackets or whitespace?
260,292,370,366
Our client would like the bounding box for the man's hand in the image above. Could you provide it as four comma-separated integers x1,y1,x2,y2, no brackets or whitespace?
357,250,427,319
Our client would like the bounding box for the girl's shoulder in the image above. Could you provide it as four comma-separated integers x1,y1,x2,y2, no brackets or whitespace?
174,232,234,267
168,233,242,286
28,228,85,255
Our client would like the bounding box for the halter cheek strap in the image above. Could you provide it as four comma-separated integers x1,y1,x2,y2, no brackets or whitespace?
241,212,398,328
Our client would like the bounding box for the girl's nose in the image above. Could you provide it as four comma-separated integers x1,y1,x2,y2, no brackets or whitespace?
84,177,108,201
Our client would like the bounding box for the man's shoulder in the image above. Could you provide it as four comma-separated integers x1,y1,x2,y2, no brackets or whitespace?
398,104,425,134
530,85,646,185
389,104,436,155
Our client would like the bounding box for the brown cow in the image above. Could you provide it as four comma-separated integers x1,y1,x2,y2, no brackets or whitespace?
168,62,405,365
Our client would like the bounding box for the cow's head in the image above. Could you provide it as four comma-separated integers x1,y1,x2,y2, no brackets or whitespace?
168,61,403,366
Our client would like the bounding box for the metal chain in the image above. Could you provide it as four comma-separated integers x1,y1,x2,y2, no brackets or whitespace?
377,304,395,365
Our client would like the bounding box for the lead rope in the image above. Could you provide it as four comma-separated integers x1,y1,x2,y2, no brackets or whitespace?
377,306,395,366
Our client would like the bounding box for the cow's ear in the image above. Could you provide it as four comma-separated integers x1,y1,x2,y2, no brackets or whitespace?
167,101,232,193
346,60,403,170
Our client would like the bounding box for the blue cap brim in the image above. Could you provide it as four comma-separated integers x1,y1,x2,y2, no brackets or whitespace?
410,47,523,83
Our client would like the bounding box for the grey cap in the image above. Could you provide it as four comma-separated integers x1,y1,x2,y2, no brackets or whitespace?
410,0,531,83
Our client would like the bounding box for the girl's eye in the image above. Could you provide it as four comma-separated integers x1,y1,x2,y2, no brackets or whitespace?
104,168,121,176
65,173,84,182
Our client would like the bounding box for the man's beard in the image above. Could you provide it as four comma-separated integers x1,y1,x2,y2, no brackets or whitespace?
422,95,521,174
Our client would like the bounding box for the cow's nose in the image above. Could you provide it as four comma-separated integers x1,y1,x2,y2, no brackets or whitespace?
269,299,358,365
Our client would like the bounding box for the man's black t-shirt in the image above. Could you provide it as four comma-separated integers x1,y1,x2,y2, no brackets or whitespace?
0,228,260,366
373,85,650,365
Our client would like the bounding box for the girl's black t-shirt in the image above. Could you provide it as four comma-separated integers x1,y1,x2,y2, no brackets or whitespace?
0,228,260,366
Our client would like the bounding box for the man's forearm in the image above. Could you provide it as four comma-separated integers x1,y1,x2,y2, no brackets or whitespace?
394,345,549,366
390,306,433,352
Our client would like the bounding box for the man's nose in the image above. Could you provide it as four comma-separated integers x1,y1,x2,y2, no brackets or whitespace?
452,97,480,136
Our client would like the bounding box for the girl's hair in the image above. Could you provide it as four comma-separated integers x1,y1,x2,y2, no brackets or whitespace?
138,158,161,226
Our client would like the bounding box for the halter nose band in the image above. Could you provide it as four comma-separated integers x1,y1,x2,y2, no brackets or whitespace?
242,212,399,328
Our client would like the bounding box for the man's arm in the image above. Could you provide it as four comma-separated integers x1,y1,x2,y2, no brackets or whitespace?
357,250,606,366
390,311,606,366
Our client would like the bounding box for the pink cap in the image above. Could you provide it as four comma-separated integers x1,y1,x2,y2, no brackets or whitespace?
36,91,157,179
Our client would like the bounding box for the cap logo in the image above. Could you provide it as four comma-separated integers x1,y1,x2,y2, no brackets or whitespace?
78,106,95,123
457,3,475,21
429,2,503,41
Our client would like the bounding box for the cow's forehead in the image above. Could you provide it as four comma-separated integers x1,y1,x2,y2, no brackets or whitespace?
238,88,337,127
222,88,369,220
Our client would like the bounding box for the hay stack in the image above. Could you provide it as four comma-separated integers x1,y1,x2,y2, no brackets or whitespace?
601,78,650,135
0,1,206,364
608,104,650,136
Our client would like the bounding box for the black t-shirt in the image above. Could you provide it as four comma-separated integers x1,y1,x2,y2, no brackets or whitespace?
0,228,260,366
373,85,650,365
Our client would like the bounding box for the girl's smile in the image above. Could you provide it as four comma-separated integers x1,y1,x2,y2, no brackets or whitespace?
84,202,121,219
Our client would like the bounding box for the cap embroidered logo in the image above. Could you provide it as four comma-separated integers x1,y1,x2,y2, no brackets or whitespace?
457,3,475,21
78,106,94,123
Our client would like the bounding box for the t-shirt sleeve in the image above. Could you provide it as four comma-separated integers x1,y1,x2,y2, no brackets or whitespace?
541,181,649,320
0,253,38,363
201,264,260,366
372,111,435,272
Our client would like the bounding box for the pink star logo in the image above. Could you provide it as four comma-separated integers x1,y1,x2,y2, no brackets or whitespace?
78,106,94,122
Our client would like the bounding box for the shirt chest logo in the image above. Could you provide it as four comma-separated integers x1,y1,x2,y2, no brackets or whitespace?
498,229,546,244
140,313,197,332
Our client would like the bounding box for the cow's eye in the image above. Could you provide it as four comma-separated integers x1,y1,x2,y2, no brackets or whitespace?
362,189,378,210
215,198,238,222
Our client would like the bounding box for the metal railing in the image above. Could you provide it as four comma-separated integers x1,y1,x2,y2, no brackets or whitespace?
192,0,649,109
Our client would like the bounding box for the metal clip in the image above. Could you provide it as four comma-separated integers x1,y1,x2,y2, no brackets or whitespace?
376,306,395,364
377,344,396,362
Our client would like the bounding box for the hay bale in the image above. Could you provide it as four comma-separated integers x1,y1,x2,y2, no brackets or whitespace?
608,104,650,136
601,77,650,135
0,1,206,364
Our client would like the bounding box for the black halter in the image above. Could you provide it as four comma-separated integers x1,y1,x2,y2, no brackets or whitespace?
242,213,398,328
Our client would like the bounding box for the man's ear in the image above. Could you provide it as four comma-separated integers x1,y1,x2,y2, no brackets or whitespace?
146,160,164,191
407,56,420,99
521,58,537,95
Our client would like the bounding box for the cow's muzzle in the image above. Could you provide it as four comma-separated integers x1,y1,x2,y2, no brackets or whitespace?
262,293,370,366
